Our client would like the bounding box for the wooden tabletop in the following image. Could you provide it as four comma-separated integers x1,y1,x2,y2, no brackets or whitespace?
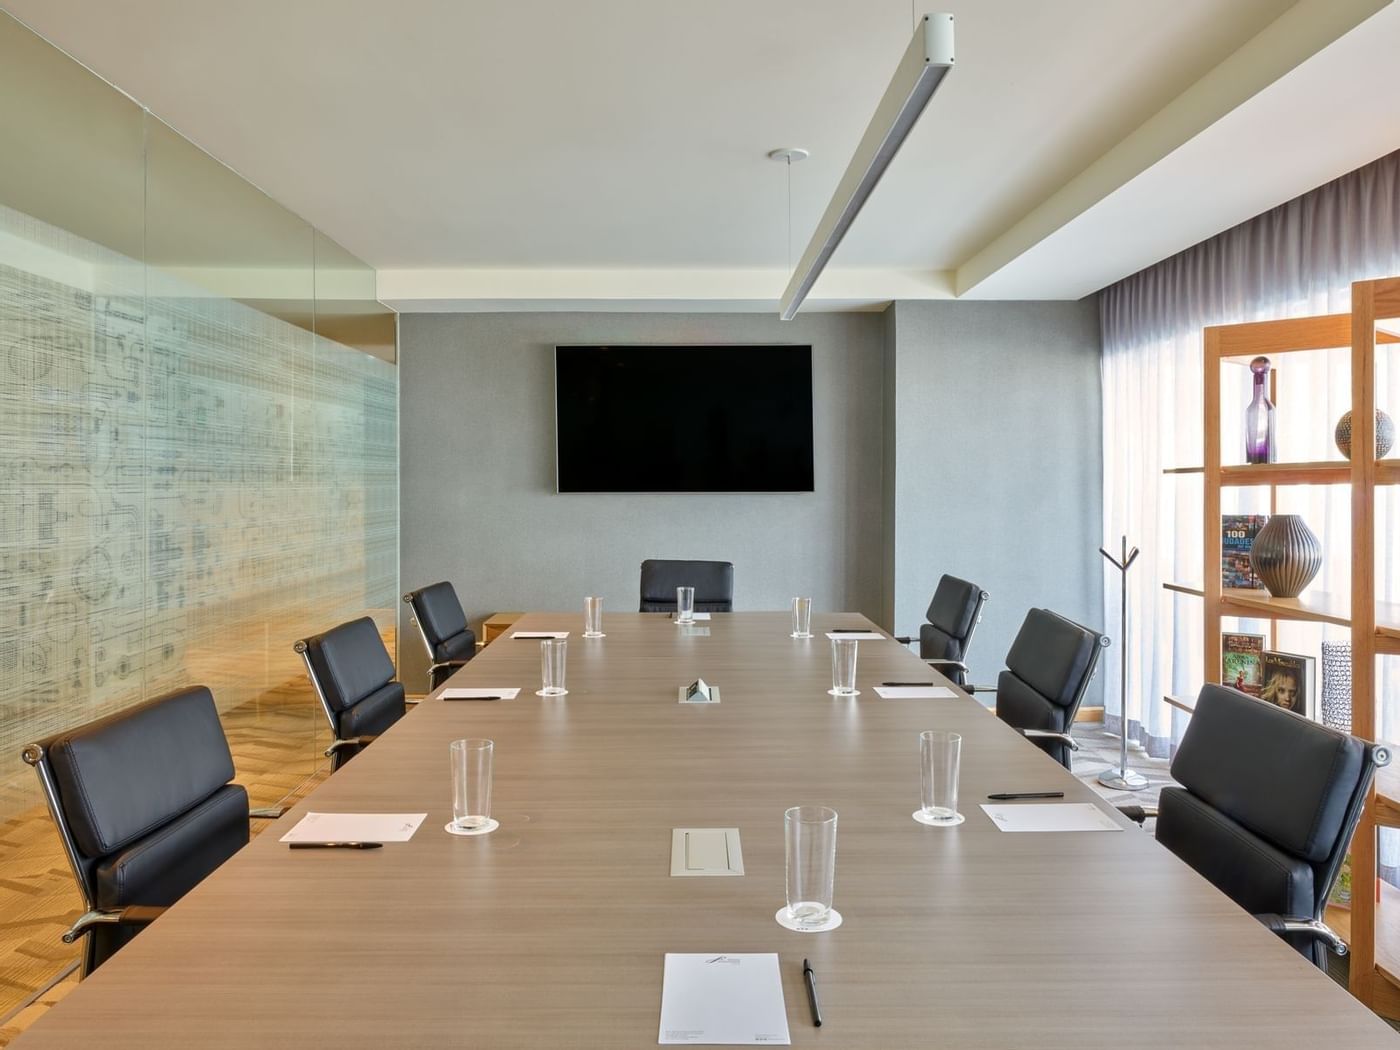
15,613,1397,1048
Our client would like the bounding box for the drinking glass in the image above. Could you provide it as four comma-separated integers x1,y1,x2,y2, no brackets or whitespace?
829,638,859,696
583,596,604,638
450,739,493,831
538,638,567,696
917,730,963,826
676,586,696,624
785,805,838,928
791,597,813,638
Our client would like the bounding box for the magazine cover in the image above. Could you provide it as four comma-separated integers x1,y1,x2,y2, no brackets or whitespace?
1222,514,1269,590
1222,632,1266,696
1260,650,1316,718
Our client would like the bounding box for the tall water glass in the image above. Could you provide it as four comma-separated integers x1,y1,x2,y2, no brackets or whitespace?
450,738,493,831
785,805,838,928
918,730,963,826
676,586,696,624
791,597,813,638
583,596,604,638
538,638,567,696
829,638,859,696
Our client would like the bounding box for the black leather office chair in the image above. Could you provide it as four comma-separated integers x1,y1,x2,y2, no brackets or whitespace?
1151,683,1388,969
21,686,258,976
893,574,988,686
403,581,477,689
960,608,1108,768
294,617,407,771
639,559,734,613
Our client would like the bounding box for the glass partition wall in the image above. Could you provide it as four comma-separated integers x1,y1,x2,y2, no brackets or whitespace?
0,12,397,1010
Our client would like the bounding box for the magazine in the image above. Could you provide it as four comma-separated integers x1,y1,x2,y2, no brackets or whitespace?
1222,632,1266,697
1260,650,1316,718
1222,514,1269,590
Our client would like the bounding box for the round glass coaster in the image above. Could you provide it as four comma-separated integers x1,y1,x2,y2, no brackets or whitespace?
582,632,606,639
827,689,860,697
790,632,813,639
912,809,965,827
536,688,569,697
775,907,843,933
445,818,499,837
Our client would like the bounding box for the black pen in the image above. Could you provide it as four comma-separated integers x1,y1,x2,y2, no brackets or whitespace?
442,695,502,701
289,841,383,850
828,628,870,634
802,959,822,1027
986,791,1065,801
881,681,935,687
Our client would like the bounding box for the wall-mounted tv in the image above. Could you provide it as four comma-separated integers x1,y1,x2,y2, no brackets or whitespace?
555,345,814,493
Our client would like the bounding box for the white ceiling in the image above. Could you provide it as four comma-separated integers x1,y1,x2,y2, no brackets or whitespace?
3,0,1398,310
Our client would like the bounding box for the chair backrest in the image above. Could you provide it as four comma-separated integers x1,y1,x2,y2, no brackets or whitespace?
295,617,406,753
1157,684,1386,964
917,575,988,674
994,608,1107,763
22,686,249,973
639,559,734,612
404,581,471,659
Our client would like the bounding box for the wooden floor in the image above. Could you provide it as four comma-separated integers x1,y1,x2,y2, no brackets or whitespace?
0,669,337,1034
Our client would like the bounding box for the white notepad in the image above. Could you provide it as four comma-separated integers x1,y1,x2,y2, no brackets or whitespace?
980,803,1123,833
825,631,884,641
279,812,427,843
440,687,520,700
873,685,957,699
658,953,790,1045
511,631,570,639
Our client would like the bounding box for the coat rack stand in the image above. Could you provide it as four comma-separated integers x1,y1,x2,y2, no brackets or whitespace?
1098,536,1148,791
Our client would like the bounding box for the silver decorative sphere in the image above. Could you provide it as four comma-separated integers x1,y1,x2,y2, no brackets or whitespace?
1335,408,1395,460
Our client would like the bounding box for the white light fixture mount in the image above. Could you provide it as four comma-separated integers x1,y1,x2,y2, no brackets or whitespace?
767,148,810,164
778,13,954,320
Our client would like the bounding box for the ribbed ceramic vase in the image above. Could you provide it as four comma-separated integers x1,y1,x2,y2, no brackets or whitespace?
1248,514,1322,598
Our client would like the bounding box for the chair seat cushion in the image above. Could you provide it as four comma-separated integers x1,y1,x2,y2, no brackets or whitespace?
337,681,406,739
435,630,477,663
1156,786,1314,918
94,784,249,910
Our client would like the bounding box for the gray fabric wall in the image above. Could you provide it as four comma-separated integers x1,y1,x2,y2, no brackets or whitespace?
397,311,886,688
884,300,1104,696
398,303,1103,700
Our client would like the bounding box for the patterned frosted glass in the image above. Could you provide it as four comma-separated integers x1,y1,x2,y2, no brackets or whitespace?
0,211,398,820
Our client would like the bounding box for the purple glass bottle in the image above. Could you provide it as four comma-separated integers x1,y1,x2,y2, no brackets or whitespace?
1245,356,1276,464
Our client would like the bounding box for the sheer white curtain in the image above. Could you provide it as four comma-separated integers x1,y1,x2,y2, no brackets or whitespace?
1100,148,1400,761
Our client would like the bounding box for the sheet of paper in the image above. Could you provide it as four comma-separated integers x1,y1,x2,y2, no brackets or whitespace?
658,953,790,1045
980,803,1123,833
511,631,570,639
674,612,712,622
440,687,521,700
279,812,427,844
824,631,884,641
873,685,957,699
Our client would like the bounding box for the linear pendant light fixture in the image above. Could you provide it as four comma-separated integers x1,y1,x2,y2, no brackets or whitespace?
778,13,955,320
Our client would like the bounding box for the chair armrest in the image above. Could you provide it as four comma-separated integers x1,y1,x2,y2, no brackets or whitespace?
63,906,168,944
1253,914,1348,956
250,805,287,820
893,635,914,646
1116,804,1158,825
325,735,377,758
1020,729,1079,752
966,683,996,695
924,658,968,674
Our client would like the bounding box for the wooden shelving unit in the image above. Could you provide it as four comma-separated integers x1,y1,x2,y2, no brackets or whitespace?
1192,280,1400,1013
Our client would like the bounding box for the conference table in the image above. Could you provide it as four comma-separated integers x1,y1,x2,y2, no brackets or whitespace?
15,612,1398,1048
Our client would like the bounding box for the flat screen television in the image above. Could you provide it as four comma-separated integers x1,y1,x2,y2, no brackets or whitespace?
555,345,814,493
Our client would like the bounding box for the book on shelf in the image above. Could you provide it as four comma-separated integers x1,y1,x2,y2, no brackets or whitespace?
1222,514,1269,591
1260,650,1316,719
1222,632,1266,697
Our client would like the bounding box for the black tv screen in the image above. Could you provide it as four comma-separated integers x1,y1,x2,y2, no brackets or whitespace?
555,345,814,493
